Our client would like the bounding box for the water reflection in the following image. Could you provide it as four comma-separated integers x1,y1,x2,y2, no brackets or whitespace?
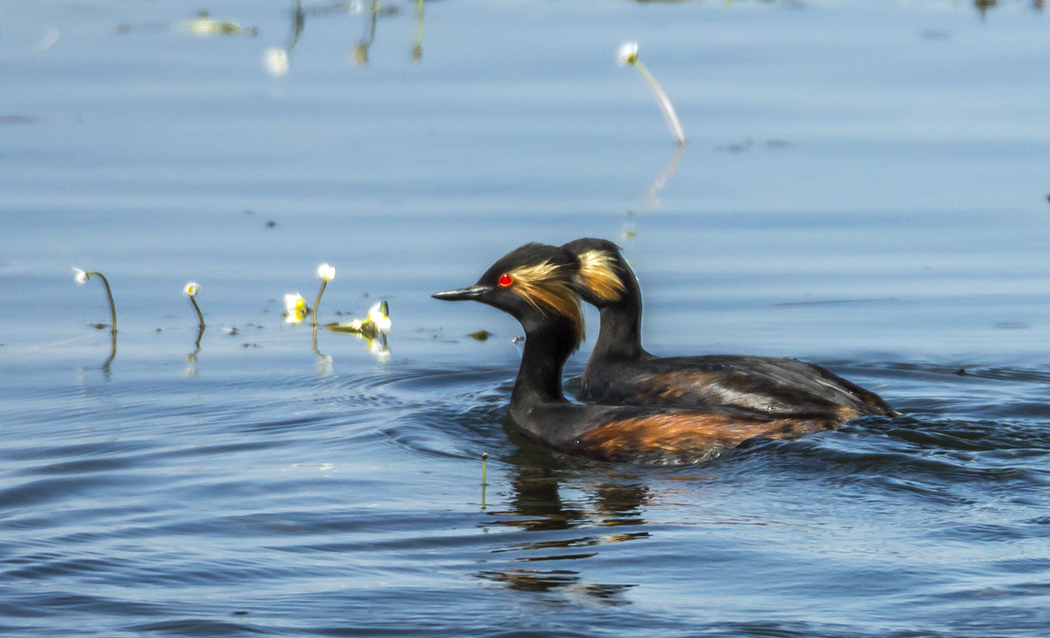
622,141,685,240
412,0,425,61
476,568,636,604
102,329,116,377
493,464,650,533
476,448,650,603
263,1,304,77
185,324,204,377
266,0,414,74
353,1,378,65
973,0,1045,18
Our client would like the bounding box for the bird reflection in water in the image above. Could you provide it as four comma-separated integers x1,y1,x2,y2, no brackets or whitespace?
475,446,650,604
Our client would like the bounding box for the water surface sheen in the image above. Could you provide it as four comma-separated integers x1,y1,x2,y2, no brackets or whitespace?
2,1,1050,636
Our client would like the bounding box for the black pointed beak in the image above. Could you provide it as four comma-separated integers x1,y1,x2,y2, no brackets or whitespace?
432,284,492,302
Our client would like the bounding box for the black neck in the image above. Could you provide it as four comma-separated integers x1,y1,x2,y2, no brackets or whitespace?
511,313,580,406
592,287,647,360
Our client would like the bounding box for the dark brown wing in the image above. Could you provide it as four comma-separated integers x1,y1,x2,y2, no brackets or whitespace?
580,354,895,420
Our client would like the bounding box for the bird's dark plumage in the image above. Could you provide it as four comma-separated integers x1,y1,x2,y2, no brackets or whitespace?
562,238,896,420
434,242,843,464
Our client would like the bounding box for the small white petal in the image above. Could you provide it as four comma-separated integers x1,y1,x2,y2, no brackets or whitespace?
316,263,336,282
284,293,309,324
73,268,89,285
284,292,306,314
264,47,289,77
617,41,639,67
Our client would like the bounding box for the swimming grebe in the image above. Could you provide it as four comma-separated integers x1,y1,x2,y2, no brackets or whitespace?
563,238,896,421
433,243,840,463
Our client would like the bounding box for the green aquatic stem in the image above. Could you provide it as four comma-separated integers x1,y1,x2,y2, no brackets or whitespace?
481,452,488,510
312,280,327,328
631,59,686,146
189,296,206,332
87,271,118,334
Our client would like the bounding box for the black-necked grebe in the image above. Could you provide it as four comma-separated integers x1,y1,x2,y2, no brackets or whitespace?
562,238,896,422
433,243,840,463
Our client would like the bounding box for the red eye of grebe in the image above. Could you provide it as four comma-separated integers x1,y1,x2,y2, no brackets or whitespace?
498,273,513,288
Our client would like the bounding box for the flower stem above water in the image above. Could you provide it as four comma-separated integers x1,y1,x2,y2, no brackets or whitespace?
617,41,686,146
313,263,335,328
183,281,205,332
74,268,118,334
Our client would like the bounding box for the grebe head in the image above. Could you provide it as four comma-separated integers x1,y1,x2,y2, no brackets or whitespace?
562,238,630,308
433,243,585,347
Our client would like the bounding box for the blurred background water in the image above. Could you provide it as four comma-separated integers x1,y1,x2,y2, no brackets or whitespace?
2,0,1050,636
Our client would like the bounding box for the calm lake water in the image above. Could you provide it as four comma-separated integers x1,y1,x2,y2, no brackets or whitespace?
3,0,1050,635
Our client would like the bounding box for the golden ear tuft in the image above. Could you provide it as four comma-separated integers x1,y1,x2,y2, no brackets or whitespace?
506,260,585,345
576,250,626,302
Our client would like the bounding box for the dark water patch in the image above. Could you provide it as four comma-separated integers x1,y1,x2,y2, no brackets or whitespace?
0,473,159,511
6,553,130,581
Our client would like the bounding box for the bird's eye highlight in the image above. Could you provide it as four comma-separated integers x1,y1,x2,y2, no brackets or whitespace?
498,273,514,288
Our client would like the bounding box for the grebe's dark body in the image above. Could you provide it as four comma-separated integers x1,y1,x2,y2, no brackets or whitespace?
434,243,841,463
563,238,896,421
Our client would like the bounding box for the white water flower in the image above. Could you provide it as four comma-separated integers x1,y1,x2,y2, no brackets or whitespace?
183,282,200,297
284,292,308,324
316,263,336,283
616,40,685,146
366,301,391,335
264,47,289,77
617,41,639,67
73,268,89,285
284,293,306,313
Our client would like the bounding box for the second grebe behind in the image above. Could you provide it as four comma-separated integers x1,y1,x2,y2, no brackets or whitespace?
563,238,896,421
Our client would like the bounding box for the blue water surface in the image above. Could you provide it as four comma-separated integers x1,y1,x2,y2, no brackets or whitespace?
2,0,1050,636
